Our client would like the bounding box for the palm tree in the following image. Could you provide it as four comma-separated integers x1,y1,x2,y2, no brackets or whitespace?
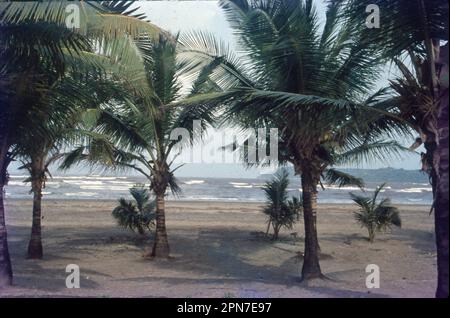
112,185,156,236
262,169,302,240
344,0,449,298
62,33,215,258
351,184,401,243
9,69,127,259
390,54,436,176
0,0,163,286
178,0,409,280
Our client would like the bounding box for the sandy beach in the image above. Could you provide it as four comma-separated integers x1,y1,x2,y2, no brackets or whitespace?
0,200,437,298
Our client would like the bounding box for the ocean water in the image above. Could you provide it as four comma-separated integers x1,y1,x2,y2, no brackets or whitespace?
5,174,433,205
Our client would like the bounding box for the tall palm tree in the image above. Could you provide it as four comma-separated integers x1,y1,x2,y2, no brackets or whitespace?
9,70,127,259
0,0,163,286
178,0,410,280
62,33,216,258
344,0,449,298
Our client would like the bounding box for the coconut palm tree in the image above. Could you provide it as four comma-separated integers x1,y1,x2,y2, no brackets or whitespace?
351,184,401,243
178,0,410,280
9,69,128,259
390,54,436,176
61,33,216,258
0,0,163,286
344,0,449,298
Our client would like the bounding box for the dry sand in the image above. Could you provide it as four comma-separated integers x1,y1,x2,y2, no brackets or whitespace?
0,199,437,298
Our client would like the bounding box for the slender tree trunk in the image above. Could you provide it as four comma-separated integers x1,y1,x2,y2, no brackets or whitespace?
272,224,280,241
0,130,12,287
265,220,271,236
314,215,321,252
293,162,321,251
0,183,12,288
368,227,375,243
137,225,145,236
300,170,323,280
27,156,44,259
434,43,449,298
150,193,170,258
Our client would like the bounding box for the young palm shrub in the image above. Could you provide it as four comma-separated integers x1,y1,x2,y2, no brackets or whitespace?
112,185,156,236
351,184,401,243
263,170,302,240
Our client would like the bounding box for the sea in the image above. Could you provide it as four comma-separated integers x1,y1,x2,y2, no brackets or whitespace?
4,168,433,205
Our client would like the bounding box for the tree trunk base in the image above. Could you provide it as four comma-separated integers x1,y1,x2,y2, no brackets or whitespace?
0,268,12,288
151,244,170,258
300,272,328,283
142,241,170,259
27,240,43,259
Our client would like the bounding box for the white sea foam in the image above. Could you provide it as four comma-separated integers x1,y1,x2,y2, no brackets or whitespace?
182,196,239,201
230,182,249,186
7,181,28,186
108,180,135,185
55,176,117,180
252,183,265,188
323,185,361,191
397,188,432,193
79,185,131,191
64,192,97,197
184,180,205,185
63,180,104,185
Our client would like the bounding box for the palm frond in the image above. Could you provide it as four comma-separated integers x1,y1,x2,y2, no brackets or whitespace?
323,168,365,189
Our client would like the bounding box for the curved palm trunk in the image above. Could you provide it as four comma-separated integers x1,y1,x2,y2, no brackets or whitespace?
150,193,170,258
300,170,323,280
434,43,449,298
0,132,12,287
27,156,44,259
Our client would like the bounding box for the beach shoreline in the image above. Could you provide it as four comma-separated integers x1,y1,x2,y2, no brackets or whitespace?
4,197,433,206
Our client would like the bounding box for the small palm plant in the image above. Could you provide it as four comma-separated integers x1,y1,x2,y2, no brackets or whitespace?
350,184,401,243
112,185,156,236
263,170,303,240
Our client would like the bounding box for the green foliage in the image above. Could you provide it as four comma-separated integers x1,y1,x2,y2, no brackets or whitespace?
323,168,365,189
350,183,402,242
177,0,412,175
112,185,156,235
61,29,220,197
343,0,448,59
262,170,303,240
